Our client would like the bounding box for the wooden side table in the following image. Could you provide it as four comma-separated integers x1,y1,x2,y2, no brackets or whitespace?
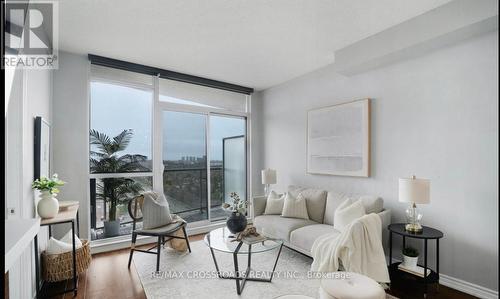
388,223,443,295
34,204,80,298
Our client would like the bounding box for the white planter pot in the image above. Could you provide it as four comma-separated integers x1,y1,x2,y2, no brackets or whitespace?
402,255,419,269
37,190,59,218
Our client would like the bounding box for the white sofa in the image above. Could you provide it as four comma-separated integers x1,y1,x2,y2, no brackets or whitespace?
252,185,391,257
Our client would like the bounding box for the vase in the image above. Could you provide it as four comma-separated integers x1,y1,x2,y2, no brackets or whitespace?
226,212,247,234
402,255,419,269
37,190,59,218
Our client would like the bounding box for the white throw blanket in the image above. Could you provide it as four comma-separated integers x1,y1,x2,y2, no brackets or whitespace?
310,213,390,283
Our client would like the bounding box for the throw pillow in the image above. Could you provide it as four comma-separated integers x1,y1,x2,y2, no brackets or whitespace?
359,195,384,214
142,191,173,229
46,235,82,254
281,192,309,220
60,230,83,248
264,191,285,215
334,198,366,232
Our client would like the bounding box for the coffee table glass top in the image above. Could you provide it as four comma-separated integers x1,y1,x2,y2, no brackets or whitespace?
204,227,283,254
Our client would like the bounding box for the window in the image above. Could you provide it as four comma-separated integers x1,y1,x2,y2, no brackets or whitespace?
89,69,154,241
88,65,250,242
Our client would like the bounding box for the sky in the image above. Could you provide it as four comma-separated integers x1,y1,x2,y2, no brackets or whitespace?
91,82,245,161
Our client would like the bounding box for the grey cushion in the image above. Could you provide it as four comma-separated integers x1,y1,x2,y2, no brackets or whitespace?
253,215,317,241
288,185,328,223
323,192,350,225
290,224,341,253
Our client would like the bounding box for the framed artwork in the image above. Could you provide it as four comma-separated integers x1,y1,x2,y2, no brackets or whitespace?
34,116,51,180
307,98,370,177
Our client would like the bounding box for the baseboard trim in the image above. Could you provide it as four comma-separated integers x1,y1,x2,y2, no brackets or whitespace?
389,257,498,299
90,219,253,254
439,274,498,299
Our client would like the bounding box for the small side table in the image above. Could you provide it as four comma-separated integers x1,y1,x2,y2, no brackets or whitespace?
388,223,443,295
34,203,80,298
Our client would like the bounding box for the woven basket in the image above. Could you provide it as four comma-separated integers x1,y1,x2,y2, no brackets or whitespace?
42,239,92,282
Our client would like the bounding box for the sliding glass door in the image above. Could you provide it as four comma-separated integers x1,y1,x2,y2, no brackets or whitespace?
162,111,208,223
161,111,247,225
209,115,246,221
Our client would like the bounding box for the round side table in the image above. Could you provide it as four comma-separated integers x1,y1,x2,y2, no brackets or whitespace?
388,223,444,295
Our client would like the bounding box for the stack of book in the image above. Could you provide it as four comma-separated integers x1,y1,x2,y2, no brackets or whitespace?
241,234,267,245
398,264,431,277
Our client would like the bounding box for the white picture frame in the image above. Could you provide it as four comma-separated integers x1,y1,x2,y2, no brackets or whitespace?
307,99,370,177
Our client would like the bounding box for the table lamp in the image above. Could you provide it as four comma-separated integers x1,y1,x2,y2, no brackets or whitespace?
399,175,430,233
261,169,277,196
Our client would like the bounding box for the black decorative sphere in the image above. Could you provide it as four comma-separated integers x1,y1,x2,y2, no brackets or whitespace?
226,212,247,234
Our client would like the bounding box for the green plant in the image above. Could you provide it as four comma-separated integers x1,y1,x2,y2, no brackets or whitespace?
32,174,65,194
90,129,148,222
222,192,247,215
403,246,419,257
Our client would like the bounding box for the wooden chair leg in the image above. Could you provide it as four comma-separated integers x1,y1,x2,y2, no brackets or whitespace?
128,233,137,268
156,236,161,272
183,226,192,253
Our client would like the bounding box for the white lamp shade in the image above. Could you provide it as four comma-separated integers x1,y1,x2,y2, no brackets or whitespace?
399,177,430,204
261,169,277,185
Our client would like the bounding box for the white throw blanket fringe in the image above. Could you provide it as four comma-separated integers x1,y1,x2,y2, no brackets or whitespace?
310,213,390,283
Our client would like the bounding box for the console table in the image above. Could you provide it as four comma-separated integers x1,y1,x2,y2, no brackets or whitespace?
34,203,80,298
388,223,443,295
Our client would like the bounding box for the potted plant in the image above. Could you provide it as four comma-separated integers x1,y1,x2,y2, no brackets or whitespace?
32,174,65,218
90,129,148,237
402,246,419,269
222,192,247,234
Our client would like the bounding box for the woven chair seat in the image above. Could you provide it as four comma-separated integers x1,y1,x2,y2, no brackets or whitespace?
135,221,185,235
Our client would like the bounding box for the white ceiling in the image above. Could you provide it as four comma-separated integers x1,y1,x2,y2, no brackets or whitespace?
59,0,451,90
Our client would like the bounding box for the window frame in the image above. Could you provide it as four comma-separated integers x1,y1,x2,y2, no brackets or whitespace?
88,69,252,244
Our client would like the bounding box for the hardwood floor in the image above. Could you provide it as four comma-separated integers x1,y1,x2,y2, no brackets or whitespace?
44,234,476,299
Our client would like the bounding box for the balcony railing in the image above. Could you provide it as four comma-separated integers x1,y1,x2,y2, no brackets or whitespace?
90,166,225,239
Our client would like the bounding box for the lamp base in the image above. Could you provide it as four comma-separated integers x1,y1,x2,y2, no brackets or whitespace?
405,223,423,233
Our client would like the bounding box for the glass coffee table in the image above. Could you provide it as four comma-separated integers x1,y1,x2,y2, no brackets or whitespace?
204,227,284,295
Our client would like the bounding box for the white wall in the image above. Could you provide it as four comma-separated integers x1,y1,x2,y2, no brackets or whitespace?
259,32,498,293
5,67,52,298
52,51,90,239
251,91,265,197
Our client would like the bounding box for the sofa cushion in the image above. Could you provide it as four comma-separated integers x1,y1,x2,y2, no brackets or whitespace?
334,199,366,232
324,192,384,225
290,224,341,253
253,215,317,241
281,192,309,220
264,191,285,215
323,191,350,225
359,195,384,214
288,185,327,223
